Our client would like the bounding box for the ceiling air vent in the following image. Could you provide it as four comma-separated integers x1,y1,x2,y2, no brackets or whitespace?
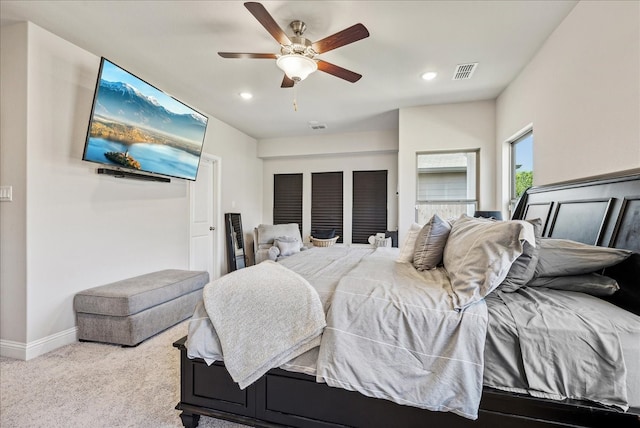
453,63,478,80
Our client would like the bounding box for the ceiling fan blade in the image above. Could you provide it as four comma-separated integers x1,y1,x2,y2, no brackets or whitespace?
311,23,369,54
218,52,277,59
317,60,362,83
244,2,291,46
281,75,295,88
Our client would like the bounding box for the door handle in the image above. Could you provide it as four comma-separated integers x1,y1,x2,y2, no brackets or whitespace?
209,226,215,231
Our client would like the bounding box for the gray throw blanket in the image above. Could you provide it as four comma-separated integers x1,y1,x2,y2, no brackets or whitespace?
202,260,325,389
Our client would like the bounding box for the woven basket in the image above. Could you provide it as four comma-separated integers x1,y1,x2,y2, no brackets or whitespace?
310,236,339,247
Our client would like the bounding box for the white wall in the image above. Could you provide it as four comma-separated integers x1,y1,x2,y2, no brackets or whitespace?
261,149,398,245
0,23,29,344
0,22,262,359
496,0,640,212
398,100,497,245
259,130,398,158
259,130,398,246
203,117,263,267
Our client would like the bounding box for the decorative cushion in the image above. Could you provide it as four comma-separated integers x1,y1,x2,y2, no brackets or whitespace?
527,273,620,296
268,246,280,261
443,215,534,310
397,223,423,263
412,214,451,271
499,218,543,292
534,238,632,277
275,236,301,257
374,236,392,247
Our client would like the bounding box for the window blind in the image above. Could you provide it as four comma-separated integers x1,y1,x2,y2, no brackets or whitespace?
273,173,303,234
312,172,343,243
352,170,387,244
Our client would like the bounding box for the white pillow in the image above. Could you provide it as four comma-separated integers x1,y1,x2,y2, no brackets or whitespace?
267,246,280,261
396,223,423,263
374,236,392,247
443,215,532,310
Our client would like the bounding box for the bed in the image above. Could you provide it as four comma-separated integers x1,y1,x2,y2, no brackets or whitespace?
173,170,640,428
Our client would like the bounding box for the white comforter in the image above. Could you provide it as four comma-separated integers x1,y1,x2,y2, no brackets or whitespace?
187,246,488,420
313,248,488,420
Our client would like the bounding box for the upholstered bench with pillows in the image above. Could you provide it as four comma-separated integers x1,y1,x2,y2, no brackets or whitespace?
74,269,208,346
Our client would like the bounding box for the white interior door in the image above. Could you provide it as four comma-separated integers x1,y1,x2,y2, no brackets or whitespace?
189,154,221,281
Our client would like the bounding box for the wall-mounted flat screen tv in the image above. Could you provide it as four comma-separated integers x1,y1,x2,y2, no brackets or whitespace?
83,57,208,181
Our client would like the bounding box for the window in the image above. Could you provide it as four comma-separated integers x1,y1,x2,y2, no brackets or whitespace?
273,173,303,233
415,150,478,223
511,130,534,201
311,172,343,243
352,170,388,244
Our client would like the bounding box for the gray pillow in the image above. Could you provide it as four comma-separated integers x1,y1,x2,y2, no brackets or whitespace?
528,273,620,297
535,238,632,277
499,218,543,292
443,215,533,310
413,214,451,271
274,236,301,257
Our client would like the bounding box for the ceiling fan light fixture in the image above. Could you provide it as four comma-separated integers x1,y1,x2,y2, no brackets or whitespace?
276,54,317,82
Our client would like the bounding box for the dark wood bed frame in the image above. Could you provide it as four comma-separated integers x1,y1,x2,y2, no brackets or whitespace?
174,169,640,428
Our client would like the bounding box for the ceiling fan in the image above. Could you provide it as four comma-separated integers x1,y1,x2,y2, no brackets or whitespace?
218,2,370,88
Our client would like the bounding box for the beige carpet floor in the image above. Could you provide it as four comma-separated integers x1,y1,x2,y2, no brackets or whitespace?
0,321,248,428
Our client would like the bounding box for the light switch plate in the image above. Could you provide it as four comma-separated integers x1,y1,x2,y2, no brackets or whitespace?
0,185,13,202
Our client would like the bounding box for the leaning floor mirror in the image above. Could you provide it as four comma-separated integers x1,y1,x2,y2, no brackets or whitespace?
225,213,247,272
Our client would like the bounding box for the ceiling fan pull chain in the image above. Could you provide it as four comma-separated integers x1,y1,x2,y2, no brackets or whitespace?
293,84,298,111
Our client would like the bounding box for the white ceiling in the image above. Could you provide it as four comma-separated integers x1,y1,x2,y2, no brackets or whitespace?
0,0,578,140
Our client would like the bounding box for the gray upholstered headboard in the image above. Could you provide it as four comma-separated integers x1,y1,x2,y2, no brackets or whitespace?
511,169,640,315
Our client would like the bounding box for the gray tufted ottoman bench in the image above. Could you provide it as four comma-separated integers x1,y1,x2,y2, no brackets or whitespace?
74,269,209,346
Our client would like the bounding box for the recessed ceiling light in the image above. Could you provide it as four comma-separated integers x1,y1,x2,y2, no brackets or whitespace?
421,71,438,81
239,92,253,100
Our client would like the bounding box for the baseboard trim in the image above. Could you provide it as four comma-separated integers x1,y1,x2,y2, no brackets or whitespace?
0,327,77,360
0,339,25,360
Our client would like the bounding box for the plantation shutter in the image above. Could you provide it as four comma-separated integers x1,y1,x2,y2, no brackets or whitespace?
352,170,388,244
273,173,303,234
311,172,343,243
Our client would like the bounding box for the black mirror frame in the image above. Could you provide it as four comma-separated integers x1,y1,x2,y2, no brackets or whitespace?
225,213,246,272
